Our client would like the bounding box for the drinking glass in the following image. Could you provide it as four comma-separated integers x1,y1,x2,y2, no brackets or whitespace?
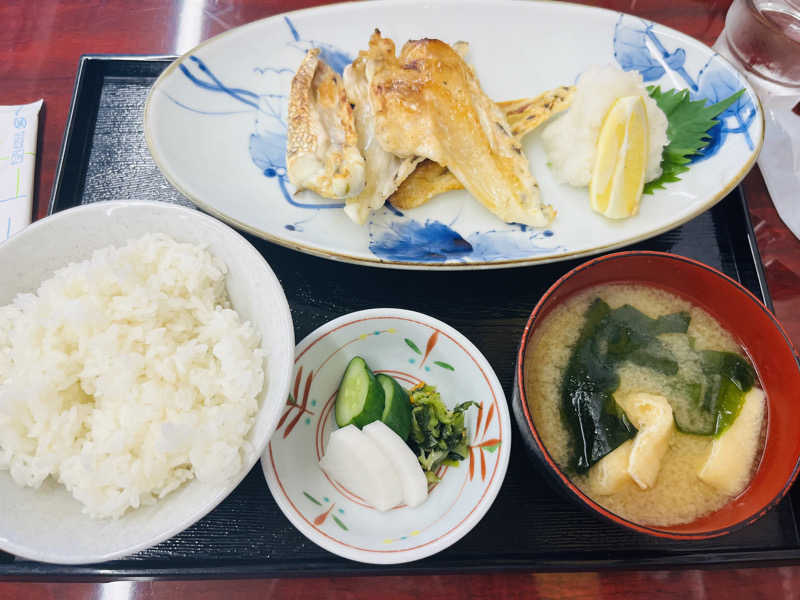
716,0,800,90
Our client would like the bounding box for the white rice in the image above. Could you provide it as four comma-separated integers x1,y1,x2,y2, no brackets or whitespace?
541,64,669,187
0,234,265,519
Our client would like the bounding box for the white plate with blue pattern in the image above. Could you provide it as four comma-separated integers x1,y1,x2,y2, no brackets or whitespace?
144,0,763,270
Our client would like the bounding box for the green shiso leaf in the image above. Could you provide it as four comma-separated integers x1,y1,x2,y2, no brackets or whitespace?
643,86,745,195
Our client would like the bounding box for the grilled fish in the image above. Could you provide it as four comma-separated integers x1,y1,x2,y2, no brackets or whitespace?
390,86,575,210
341,53,422,224
286,49,365,199
334,39,477,224
364,32,555,227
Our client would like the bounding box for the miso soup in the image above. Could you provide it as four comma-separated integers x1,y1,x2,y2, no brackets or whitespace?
524,283,766,527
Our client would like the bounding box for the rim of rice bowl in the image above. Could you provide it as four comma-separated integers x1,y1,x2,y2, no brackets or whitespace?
0,201,294,564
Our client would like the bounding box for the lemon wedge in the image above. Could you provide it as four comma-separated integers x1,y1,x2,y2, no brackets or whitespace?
590,95,649,219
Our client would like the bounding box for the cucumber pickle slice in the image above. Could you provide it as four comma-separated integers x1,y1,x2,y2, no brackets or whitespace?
335,357,385,428
376,374,412,441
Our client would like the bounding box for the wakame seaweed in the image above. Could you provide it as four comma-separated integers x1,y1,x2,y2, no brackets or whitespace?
672,350,756,436
561,299,691,472
562,299,758,472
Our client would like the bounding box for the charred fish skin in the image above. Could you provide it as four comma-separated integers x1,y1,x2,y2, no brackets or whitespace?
498,86,575,137
286,49,366,199
364,33,555,227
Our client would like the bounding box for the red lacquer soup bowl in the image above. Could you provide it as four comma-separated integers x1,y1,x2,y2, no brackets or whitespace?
511,251,800,539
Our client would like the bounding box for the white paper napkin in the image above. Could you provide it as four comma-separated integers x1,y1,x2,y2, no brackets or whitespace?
758,95,800,239
0,100,42,241
713,37,800,240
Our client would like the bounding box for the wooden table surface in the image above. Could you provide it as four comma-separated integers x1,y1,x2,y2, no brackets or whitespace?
3,0,800,597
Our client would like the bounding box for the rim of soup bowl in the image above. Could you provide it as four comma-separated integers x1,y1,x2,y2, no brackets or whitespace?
514,250,800,540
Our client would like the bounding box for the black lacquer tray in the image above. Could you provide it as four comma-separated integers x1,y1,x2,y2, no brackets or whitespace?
2,55,798,579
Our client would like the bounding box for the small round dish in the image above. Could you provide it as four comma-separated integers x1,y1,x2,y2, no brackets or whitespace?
262,308,510,564
512,250,800,539
0,201,295,564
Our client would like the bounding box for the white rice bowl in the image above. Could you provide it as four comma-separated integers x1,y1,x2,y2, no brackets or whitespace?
542,64,669,187
0,233,264,519
0,201,294,564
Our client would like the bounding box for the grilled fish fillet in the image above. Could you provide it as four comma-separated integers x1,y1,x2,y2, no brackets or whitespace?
390,86,575,210
286,49,366,199
342,53,422,224
364,32,555,227
336,39,471,224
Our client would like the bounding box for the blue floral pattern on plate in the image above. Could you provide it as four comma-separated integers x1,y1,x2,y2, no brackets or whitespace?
613,14,755,159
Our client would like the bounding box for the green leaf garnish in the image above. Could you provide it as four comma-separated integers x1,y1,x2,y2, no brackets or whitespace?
643,87,745,195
